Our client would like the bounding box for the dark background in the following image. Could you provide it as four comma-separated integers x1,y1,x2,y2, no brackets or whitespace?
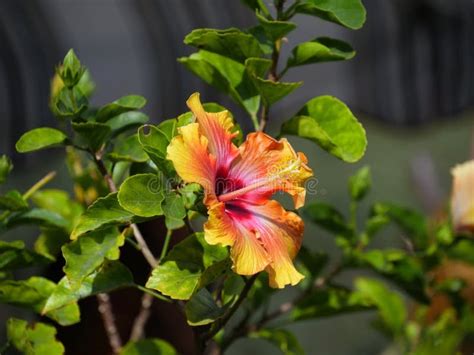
0,1,473,354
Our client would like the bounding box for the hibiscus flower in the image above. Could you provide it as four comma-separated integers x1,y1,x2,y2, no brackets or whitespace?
167,93,313,288
451,160,474,233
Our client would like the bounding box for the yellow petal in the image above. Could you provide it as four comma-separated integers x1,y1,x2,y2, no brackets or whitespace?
187,93,239,172
167,122,215,195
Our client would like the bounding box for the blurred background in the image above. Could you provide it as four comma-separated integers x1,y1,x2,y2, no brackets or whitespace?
0,0,473,354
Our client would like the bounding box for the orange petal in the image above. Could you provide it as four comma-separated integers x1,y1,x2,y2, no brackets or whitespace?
229,132,313,208
451,160,474,232
204,202,270,275
250,200,305,288
167,122,216,197
187,93,239,172
220,199,304,288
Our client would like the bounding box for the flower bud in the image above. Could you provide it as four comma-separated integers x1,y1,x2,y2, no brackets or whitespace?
56,49,85,88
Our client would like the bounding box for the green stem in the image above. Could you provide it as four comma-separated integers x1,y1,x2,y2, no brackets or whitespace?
258,0,285,132
278,65,289,79
125,236,141,250
136,285,172,303
250,113,259,131
23,171,57,200
160,229,173,261
202,274,258,344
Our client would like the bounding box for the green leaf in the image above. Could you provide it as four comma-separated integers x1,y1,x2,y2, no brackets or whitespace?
7,318,65,355
0,240,51,271
118,174,165,217
138,125,169,159
52,86,88,119
256,12,297,41
43,261,133,313
137,125,176,176
355,249,428,303
179,183,205,211
0,277,80,326
96,95,147,122
57,48,85,88
146,233,228,300
291,286,371,321
447,240,474,265
295,0,366,30
0,155,13,184
76,69,95,98
349,166,371,201
222,274,245,305
34,228,70,260
248,26,273,55
240,0,270,17
184,28,263,63
287,37,355,67
354,277,406,335
179,50,260,118
16,128,68,153
6,209,70,231
62,228,124,289
185,288,226,326
121,339,177,355
106,111,149,136
156,119,177,141
72,121,111,152
302,202,352,235
71,193,136,239
250,329,304,355
32,189,83,232
365,213,390,238
162,192,186,230
245,58,302,105
108,134,149,163
281,95,367,163
371,203,428,249
0,190,28,211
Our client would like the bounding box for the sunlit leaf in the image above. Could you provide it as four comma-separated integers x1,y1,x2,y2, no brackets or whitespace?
146,233,228,300
295,0,366,30
184,28,263,63
118,174,165,217
0,190,28,211
43,261,133,313
354,277,406,335
16,128,68,153
7,318,65,355
256,12,297,41
71,193,136,239
0,277,80,326
281,96,367,163
62,228,124,289
96,95,147,122
288,37,355,67
72,121,111,152
349,166,371,201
